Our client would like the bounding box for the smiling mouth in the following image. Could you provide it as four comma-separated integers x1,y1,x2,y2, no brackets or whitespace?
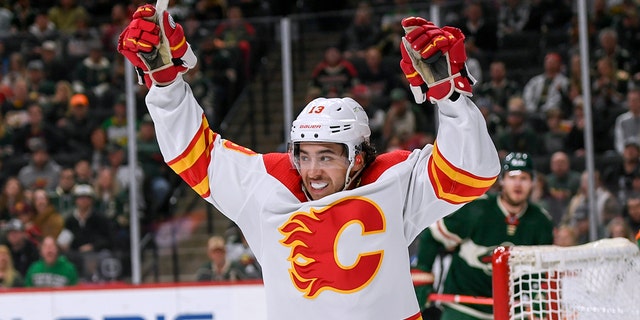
310,182,328,190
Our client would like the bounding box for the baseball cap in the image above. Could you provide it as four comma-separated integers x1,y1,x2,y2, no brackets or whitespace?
73,184,95,198
70,93,89,107
208,236,226,252
27,60,44,71
4,218,24,232
28,138,48,153
42,40,57,51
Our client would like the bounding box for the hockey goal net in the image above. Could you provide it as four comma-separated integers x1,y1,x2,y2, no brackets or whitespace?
492,237,640,320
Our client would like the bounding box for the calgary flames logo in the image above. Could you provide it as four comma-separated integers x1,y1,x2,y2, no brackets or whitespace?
279,197,386,299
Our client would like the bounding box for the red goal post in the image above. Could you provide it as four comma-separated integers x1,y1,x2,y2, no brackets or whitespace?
492,238,640,320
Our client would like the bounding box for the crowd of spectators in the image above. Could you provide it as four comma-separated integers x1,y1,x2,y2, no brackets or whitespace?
0,0,274,286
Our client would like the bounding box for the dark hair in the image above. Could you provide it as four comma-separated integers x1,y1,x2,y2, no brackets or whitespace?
360,141,377,167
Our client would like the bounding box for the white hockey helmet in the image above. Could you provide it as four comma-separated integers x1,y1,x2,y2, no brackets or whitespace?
290,97,371,185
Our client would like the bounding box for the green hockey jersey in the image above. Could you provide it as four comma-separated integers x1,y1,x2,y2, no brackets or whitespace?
416,193,553,318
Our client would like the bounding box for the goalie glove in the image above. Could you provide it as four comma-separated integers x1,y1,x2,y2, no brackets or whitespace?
399,17,475,104
118,4,197,88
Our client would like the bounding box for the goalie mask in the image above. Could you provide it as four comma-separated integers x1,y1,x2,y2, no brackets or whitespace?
289,97,371,189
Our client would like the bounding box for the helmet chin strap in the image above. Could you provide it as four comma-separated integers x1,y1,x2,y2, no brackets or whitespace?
343,162,364,191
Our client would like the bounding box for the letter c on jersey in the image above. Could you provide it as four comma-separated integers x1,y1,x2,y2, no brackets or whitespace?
279,197,386,298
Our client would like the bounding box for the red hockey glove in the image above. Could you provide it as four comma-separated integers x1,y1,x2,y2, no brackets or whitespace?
399,17,474,104
118,4,197,88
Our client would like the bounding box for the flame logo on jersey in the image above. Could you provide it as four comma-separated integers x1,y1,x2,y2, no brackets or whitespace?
279,197,386,298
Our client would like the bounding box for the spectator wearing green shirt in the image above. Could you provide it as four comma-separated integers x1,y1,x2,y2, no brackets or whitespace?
24,235,78,287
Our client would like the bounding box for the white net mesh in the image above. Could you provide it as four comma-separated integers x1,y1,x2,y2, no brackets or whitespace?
506,238,640,320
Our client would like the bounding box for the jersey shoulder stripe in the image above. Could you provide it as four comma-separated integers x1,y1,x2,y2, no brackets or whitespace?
263,153,306,202
360,150,411,185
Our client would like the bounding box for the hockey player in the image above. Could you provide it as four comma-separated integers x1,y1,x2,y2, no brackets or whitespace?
118,6,500,320
414,152,553,320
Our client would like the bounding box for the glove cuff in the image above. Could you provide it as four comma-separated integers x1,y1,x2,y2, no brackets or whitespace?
427,72,473,103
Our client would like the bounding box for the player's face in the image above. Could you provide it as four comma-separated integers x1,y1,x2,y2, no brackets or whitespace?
500,171,533,206
298,143,350,200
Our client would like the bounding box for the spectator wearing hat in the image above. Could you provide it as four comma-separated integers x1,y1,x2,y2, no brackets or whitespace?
25,59,55,103
195,235,249,282
62,183,114,280
17,137,61,191
0,218,40,277
57,93,98,166
39,40,69,83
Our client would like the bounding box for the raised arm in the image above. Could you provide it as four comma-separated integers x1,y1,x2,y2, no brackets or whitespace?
399,17,500,200
117,5,267,222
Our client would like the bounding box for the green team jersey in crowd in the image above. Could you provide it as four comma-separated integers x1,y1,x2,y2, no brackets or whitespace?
416,193,554,319
24,256,79,288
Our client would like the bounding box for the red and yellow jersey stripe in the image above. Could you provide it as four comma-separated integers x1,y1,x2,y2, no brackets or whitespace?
428,142,498,204
166,113,216,198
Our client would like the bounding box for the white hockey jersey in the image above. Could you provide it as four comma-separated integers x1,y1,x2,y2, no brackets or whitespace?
145,78,501,320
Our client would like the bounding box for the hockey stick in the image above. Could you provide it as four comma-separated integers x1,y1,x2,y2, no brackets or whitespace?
427,293,494,306
155,0,169,12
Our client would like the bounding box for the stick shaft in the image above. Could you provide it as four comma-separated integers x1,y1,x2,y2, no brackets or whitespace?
428,293,494,306
155,0,169,12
